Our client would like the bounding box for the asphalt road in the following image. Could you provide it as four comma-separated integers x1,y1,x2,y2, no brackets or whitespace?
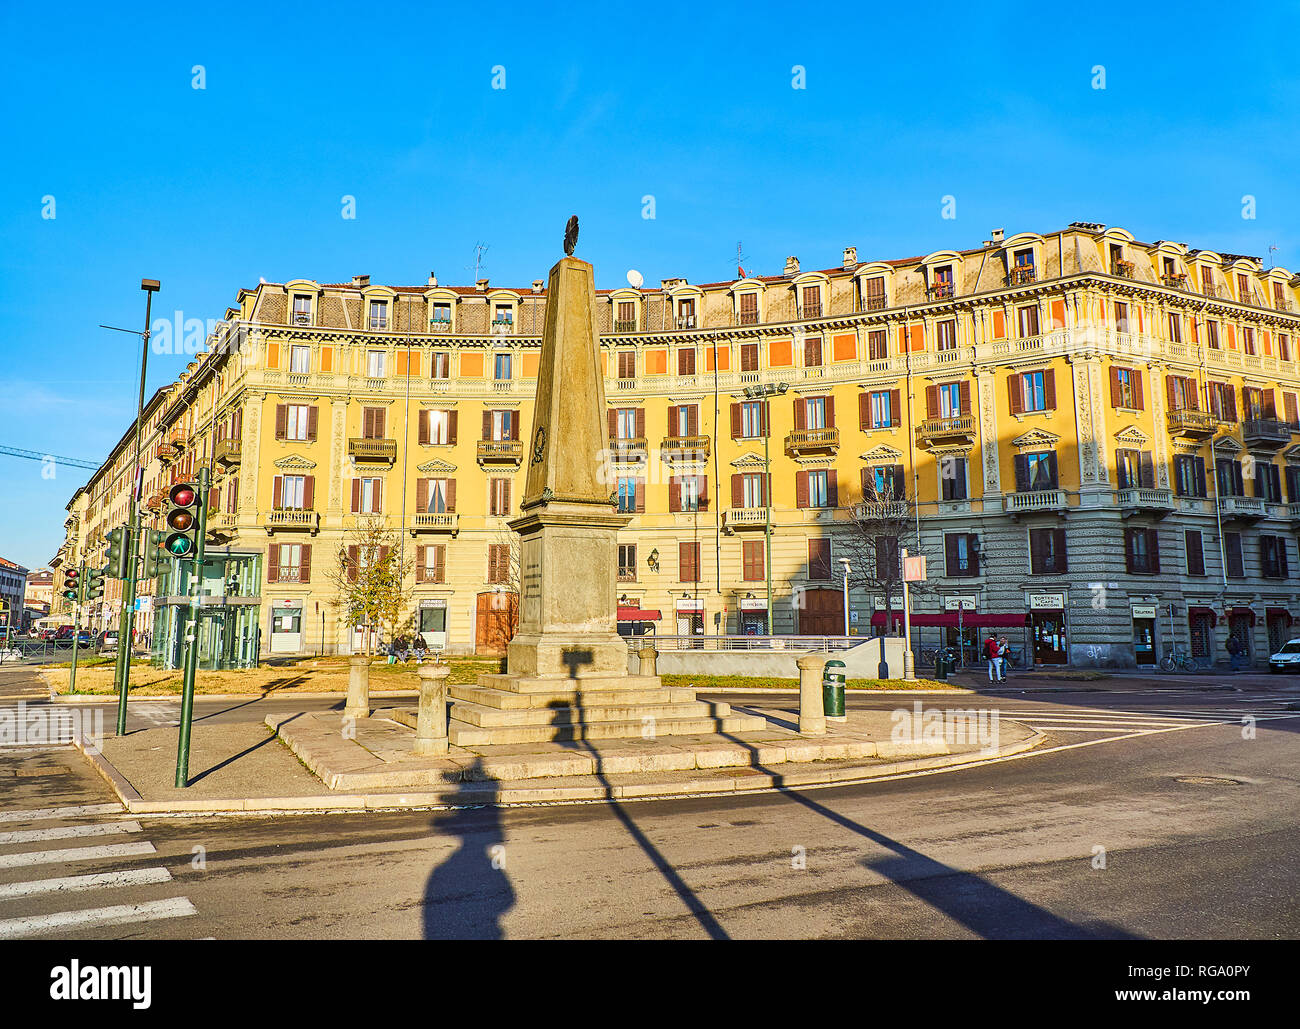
1,681,1297,939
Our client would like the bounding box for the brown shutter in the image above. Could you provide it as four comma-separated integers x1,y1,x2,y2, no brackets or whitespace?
418,410,430,445
447,410,458,443
362,408,373,438
266,544,280,583
686,405,698,436
503,479,511,513
1186,377,1200,411
888,390,899,426
307,405,319,441
958,379,971,415
415,545,426,582
510,415,520,441
698,475,708,511
432,545,445,583
275,404,288,439
1110,367,1122,408
1053,528,1068,572
1166,375,1176,410
667,405,678,435
1014,454,1029,491
945,533,958,576
299,544,312,584
926,385,939,420
1008,374,1023,415
795,470,809,508
793,399,806,430
730,403,741,439
860,467,869,498
376,409,386,438
1044,368,1056,409
635,478,645,512
445,479,456,512
1030,530,1044,573
968,533,980,575
732,474,743,508
416,478,428,513
827,470,838,508
859,392,870,429
303,476,314,510
272,476,283,510
635,408,645,437
607,410,617,438
351,479,361,513
825,396,836,428
1287,393,1299,425
1264,389,1277,419
1148,529,1160,573
347,546,359,582
1132,370,1144,411
1139,453,1154,489
482,411,492,440
668,478,681,513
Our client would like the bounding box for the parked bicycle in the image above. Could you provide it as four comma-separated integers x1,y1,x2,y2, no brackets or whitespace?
1158,646,1198,672
919,645,958,668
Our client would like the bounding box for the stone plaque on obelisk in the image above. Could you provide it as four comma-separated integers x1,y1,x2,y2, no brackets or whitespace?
506,218,632,677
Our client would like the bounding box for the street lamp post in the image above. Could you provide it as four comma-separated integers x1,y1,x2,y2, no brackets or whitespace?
743,381,789,636
839,557,851,637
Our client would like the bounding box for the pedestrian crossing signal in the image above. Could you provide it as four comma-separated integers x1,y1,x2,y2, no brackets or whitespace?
164,483,200,559
61,567,81,602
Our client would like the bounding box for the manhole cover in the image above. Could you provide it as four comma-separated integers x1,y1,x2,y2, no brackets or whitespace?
1174,775,1243,786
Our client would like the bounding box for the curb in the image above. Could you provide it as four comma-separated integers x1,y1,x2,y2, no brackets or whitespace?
67,728,1043,817
695,687,978,696
49,689,421,704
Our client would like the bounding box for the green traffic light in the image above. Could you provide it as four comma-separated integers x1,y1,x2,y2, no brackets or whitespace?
166,534,193,556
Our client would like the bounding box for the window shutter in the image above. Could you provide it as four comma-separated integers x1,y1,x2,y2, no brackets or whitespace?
926,385,938,420
607,410,617,438
1008,374,1023,415
827,470,838,508
1014,454,1029,492
860,392,871,429
446,479,456,512
432,545,445,583
1282,540,1290,578
1255,461,1265,499
1053,527,1068,572
1044,368,1056,409
303,476,314,510
967,533,980,575
731,403,742,439
945,533,958,576
267,545,280,583
1132,370,1144,411
1110,367,1121,408
1186,530,1204,576
482,411,492,440
668,478,681,513
683,405,695,436
351,479,361,513
1264,389,1277,419
376,409,386,438
347,545,359,582
861,467,870,498
796,470,809,509
510,416,519,441
731,474,743,508
1148,529,1160,573
415,545,426,582
823,396,834,429
275,404,288,439
418,410,430,445
635,478,645,512
447,410,458,444
697,475,708,511
1124,532,1135,573
958,380,971,415
272,476,283,510
888,390,899,426
793,399,806,430
1047,452,1059,487
891,465,905,497
667,406,678,435
416,478,428,513
503,479,511,513
1138,453,1154,489
760,400,770,438
1165,375,1177,410
306,405,318,441
299,544,312,584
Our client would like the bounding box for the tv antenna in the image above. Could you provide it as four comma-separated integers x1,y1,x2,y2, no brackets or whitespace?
734,242,750,280
468,242,490,281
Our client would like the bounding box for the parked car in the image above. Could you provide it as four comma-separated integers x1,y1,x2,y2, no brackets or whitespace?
1268,639,1300,673
97,630,120,654
75,629,93,647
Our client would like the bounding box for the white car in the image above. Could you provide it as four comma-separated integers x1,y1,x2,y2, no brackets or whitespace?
1268,639,1300,673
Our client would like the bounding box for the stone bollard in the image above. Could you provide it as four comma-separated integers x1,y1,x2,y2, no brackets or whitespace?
414,663,451,756
344,654,370,720
796,654,827,736
638,646,658,677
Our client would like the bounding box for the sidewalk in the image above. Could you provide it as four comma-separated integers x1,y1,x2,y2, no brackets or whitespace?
75,699,1040,815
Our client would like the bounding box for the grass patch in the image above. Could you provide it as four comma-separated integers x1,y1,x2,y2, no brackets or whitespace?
660,674,954,691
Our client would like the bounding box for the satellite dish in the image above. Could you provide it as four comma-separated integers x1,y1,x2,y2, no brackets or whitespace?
626,269,644,288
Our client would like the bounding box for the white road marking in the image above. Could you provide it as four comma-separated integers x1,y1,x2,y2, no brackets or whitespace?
0,821,141,847
0,804,123,824
0,841,155,870
0,866,173,901
0,897,197,939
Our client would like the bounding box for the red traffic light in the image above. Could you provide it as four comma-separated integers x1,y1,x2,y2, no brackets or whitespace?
169,483,197,508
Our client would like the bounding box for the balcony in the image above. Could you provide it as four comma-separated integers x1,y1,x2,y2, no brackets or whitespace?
1217,495,1265,521
926,282,955,301
1287,502,1300,525
213,438,241,467
614,320,638,334
725,507,769,530
144,489,166,513
674,316,696,330
348,438,397,462
490,318,515,334
660,434,711,460
608,436,649,459
863,293,888,311
429,318,453,333
798,303,822,320
1008,266,1037,286
1112,260,1135,278
851,500,908,520
1162,273,1188,290
784,427,839,457
1004,489,1067,516
1241,417,1292,449
738,310,760,326
1166,409,1221,439
265,509,319,535
916,414,977,446
410,512,459,536
292,313,312,326
476,439,524,465
1116,487,1175,517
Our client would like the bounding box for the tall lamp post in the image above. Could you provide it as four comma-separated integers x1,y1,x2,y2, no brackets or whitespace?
838,557,851,637
742,381,789,635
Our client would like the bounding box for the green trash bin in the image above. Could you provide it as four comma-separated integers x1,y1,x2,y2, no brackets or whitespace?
823,659,847,721
934,652,948,679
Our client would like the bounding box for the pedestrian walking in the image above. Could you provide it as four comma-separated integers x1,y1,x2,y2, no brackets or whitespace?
996,636,1009,683
984,633,999,683
1226,634,1244,672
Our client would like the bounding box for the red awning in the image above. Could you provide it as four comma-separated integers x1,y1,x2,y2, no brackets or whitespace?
870,611,1029,628
1230,606,1256,625
617,606,661,622
1266,607,1293,623
1188,606,1218,625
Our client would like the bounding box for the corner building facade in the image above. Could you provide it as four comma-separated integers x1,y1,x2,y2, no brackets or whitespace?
56,223,1300,668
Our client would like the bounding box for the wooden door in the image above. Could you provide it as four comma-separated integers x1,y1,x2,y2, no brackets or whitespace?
798,588,843,636
475,591,518,653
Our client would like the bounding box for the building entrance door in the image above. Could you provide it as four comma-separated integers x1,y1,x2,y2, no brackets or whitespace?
475,592,518,653
1030,611,1067,665
1132,618,1155,666
799,589,844,636
270,605,302,655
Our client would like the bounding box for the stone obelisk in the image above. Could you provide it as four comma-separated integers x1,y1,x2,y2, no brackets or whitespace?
505,225,631,678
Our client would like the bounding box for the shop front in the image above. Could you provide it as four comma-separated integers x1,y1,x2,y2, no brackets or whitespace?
419,598,449,651
269,598,303,655
616,603,661,640
1131,603,1157,667
675,598,705,644
738,597,768,636
1028,593,1068,665
150,548,262,671
1187,606,1216,664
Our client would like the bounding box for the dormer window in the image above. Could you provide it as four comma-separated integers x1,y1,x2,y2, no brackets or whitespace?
863,276,886,311
929,266,954,300
492,304,513,327
1162,257,1186,288
616,301,636,333
1109,244,1132,278
292,295,312,325
1010,249,1035,285
431,302,451,326
369,300,388,331
676,298,695,329
800,285,822,319
738,292,759,325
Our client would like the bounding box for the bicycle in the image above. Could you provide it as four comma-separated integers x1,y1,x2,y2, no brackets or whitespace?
1158,646,1198,672
918,646,957,668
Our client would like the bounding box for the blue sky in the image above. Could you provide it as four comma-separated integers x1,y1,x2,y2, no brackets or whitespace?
2,1,1298,569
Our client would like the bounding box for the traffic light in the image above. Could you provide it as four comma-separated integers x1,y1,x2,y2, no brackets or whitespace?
106,525,130,579
61,566,82,603
164,482,201,559
85,566,106,601
141,529,167,578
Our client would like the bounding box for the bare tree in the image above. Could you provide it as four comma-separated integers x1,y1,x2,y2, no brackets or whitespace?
328,517,411,655
838,474,931,639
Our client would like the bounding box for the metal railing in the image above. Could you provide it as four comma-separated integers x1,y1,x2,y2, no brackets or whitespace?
348,438,398,461
476,439,524,462
785,427,840,453
651,634,859,652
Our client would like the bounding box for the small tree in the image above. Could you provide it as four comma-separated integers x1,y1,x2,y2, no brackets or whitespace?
329,518,411,655
838,473,931,639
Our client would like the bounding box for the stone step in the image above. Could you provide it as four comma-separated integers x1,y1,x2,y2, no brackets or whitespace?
449,683,684,711
447,713,768,748
450,698,733,729
476,672,665,695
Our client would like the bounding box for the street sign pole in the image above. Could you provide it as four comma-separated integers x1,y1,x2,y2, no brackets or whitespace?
175,466,209,787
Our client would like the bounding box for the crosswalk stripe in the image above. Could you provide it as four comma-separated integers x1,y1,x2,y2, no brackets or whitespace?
0,822,141,847
1026,724,1214,732
0,867,173,901
0,841,155,870
0,804,123,824
0,897,197,939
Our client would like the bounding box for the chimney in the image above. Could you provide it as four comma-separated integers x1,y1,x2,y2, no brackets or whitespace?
784,255,800,276
427,272,438,287
842,246,858,270
990,228,1004,245
532,279,544,293
476,277,490,291
352,274,370,288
